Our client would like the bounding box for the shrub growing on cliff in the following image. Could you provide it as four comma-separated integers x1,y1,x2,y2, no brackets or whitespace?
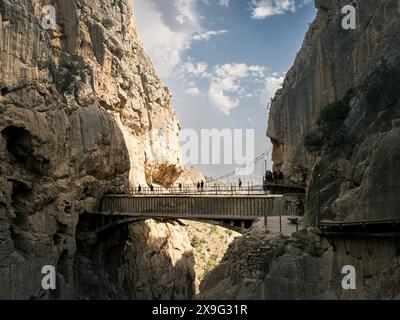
101,18,114,29
361,60,400,111
49,56,85,94
304,130,324,153
191,235,201,249
304,101,350,153
204,254,218,274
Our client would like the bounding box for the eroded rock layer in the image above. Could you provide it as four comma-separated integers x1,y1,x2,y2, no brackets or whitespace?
200,227,400,300
0,0,190,299
267,0,400,223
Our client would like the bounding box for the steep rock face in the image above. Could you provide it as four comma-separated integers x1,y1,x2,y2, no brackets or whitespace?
200,227,400,300
75,219,195,300
267,0,400,223
0,0,189,299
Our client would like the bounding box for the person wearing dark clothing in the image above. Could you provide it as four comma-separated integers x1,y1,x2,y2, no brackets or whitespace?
138,184,141,193
238,178,242,189
278,170,284,181
296,200,305,217
266,171,273,183
302,171,307,185
150,184,154,192
200,180,204,191
178,183,182,192
197,182,200,191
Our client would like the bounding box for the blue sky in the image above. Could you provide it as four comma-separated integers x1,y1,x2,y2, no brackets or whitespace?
134,0,316,179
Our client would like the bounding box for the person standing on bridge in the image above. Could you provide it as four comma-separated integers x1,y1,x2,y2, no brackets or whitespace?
200,180,204,192
239,178,242,189
278,170,284,181
266,170,272,183
272,171,277,183
138,184,141,193
178,182,182,192
150,184,154,192
197,182,200,191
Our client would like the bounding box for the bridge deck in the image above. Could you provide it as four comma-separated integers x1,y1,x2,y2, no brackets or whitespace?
99,194,281,220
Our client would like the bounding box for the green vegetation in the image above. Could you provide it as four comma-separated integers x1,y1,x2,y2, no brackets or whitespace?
191,235,201,249
304,61,400,154
49,56,85,94
210,226,219,235
304,130,324,153
361,60,400,112
304,100,350,153
204,254,218,275
101,18,114,29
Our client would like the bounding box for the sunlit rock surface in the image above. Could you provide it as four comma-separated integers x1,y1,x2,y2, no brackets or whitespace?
0,0,187,299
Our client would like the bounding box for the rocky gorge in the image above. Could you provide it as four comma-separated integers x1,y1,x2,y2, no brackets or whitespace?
1,0,400,301
200,0,400,299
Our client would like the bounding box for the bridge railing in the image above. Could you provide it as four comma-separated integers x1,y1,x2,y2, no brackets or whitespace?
108,184,266,196
263,176,305,188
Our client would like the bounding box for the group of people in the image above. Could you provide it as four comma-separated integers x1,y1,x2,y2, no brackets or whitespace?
264,170,284,184
196,180,205,191
136,178,245,193
137,184,154,193
137,181,205,193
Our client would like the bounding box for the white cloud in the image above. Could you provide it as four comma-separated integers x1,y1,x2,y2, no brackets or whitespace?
187,61,207,75
219,0,231,7
251,0,312,19
192,29,228,41
181,58,210,77
134,0,228,78
185,87,202,96
262,76,284,104
201,0,231,6
208,63,268,115
180,60,273,115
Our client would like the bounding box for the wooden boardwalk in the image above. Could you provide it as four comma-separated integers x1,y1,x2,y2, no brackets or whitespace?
318,218,400,237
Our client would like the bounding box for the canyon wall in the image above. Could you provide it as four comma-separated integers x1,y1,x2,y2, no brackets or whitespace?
267,0,400,223
201,0,400,299
200,226,400,299
0,0,192,299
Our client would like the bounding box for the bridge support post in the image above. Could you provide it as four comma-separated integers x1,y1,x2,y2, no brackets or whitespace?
264,199,271,231
264,214,268,230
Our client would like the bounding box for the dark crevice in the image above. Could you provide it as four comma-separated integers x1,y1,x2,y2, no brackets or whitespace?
1,126,50,175
1,87,9,96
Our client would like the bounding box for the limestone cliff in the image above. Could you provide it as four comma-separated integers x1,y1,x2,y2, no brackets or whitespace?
267,0,400,223
200,225,400,300
0,0,190,299
75,219,195,300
